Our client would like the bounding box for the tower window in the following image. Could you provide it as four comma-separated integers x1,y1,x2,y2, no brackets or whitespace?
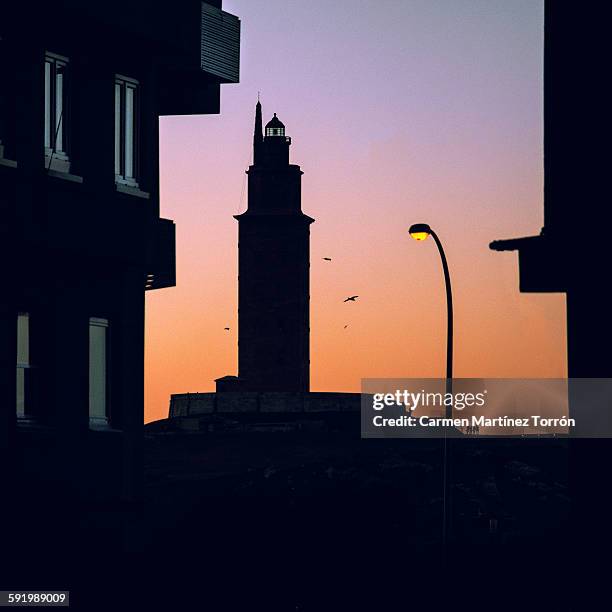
115,75,139,187
89,317,109,427
266,127,284,137
16,313,30,418
44,52,71,172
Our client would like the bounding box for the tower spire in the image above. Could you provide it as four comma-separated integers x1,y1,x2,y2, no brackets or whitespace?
254,98,263,164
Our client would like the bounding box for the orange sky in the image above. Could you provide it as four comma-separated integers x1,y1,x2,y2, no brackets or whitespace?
144,0,564,423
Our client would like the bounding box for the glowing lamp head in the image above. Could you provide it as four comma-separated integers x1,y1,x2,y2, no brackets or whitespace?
409,223,432,241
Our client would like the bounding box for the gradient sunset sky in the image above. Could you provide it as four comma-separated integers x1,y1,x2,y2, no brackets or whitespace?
144,0,565,423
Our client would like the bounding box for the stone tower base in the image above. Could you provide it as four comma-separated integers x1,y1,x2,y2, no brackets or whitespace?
166,391,363,433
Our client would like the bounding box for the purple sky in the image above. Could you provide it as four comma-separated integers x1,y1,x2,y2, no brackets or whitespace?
145,1,562,422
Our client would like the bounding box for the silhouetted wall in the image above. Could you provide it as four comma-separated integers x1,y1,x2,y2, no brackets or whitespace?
0,0,239,532
170,391,362,418
490,2,612,380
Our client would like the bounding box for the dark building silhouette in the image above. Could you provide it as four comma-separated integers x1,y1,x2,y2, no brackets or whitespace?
0,0,239,525
489,0,611,561
490,1,611,379
217,102,314,392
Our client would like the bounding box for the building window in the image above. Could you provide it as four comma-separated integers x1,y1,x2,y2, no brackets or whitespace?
16,313,30,418
0,41,6,159
115,75,139,187
89,317,109,426
0,95,6,160
0,38,16,164
44,52,71,173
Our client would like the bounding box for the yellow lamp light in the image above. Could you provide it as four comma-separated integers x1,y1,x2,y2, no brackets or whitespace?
409,223,432,241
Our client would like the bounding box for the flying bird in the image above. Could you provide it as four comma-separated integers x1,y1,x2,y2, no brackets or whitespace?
322,257,332,261
343,296,359,302
344,325,349,329
224,327,230,331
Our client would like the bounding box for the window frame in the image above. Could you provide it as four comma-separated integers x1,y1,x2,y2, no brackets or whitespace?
44,51,71,172
16,312,31,419
114,74,140,188
88,317,111,428
0,37,11,161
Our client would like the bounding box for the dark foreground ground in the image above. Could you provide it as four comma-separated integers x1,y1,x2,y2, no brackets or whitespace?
139,417,572,608
1,418,577,609
144,425,570,548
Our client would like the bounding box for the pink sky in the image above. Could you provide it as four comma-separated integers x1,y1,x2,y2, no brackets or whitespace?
144,0,565,423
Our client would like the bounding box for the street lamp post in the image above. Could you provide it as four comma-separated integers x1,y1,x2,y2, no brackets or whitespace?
409,223,453,399
409,223,454,548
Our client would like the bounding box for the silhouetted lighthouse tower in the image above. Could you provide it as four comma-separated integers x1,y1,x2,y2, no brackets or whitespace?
225,101,314,392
